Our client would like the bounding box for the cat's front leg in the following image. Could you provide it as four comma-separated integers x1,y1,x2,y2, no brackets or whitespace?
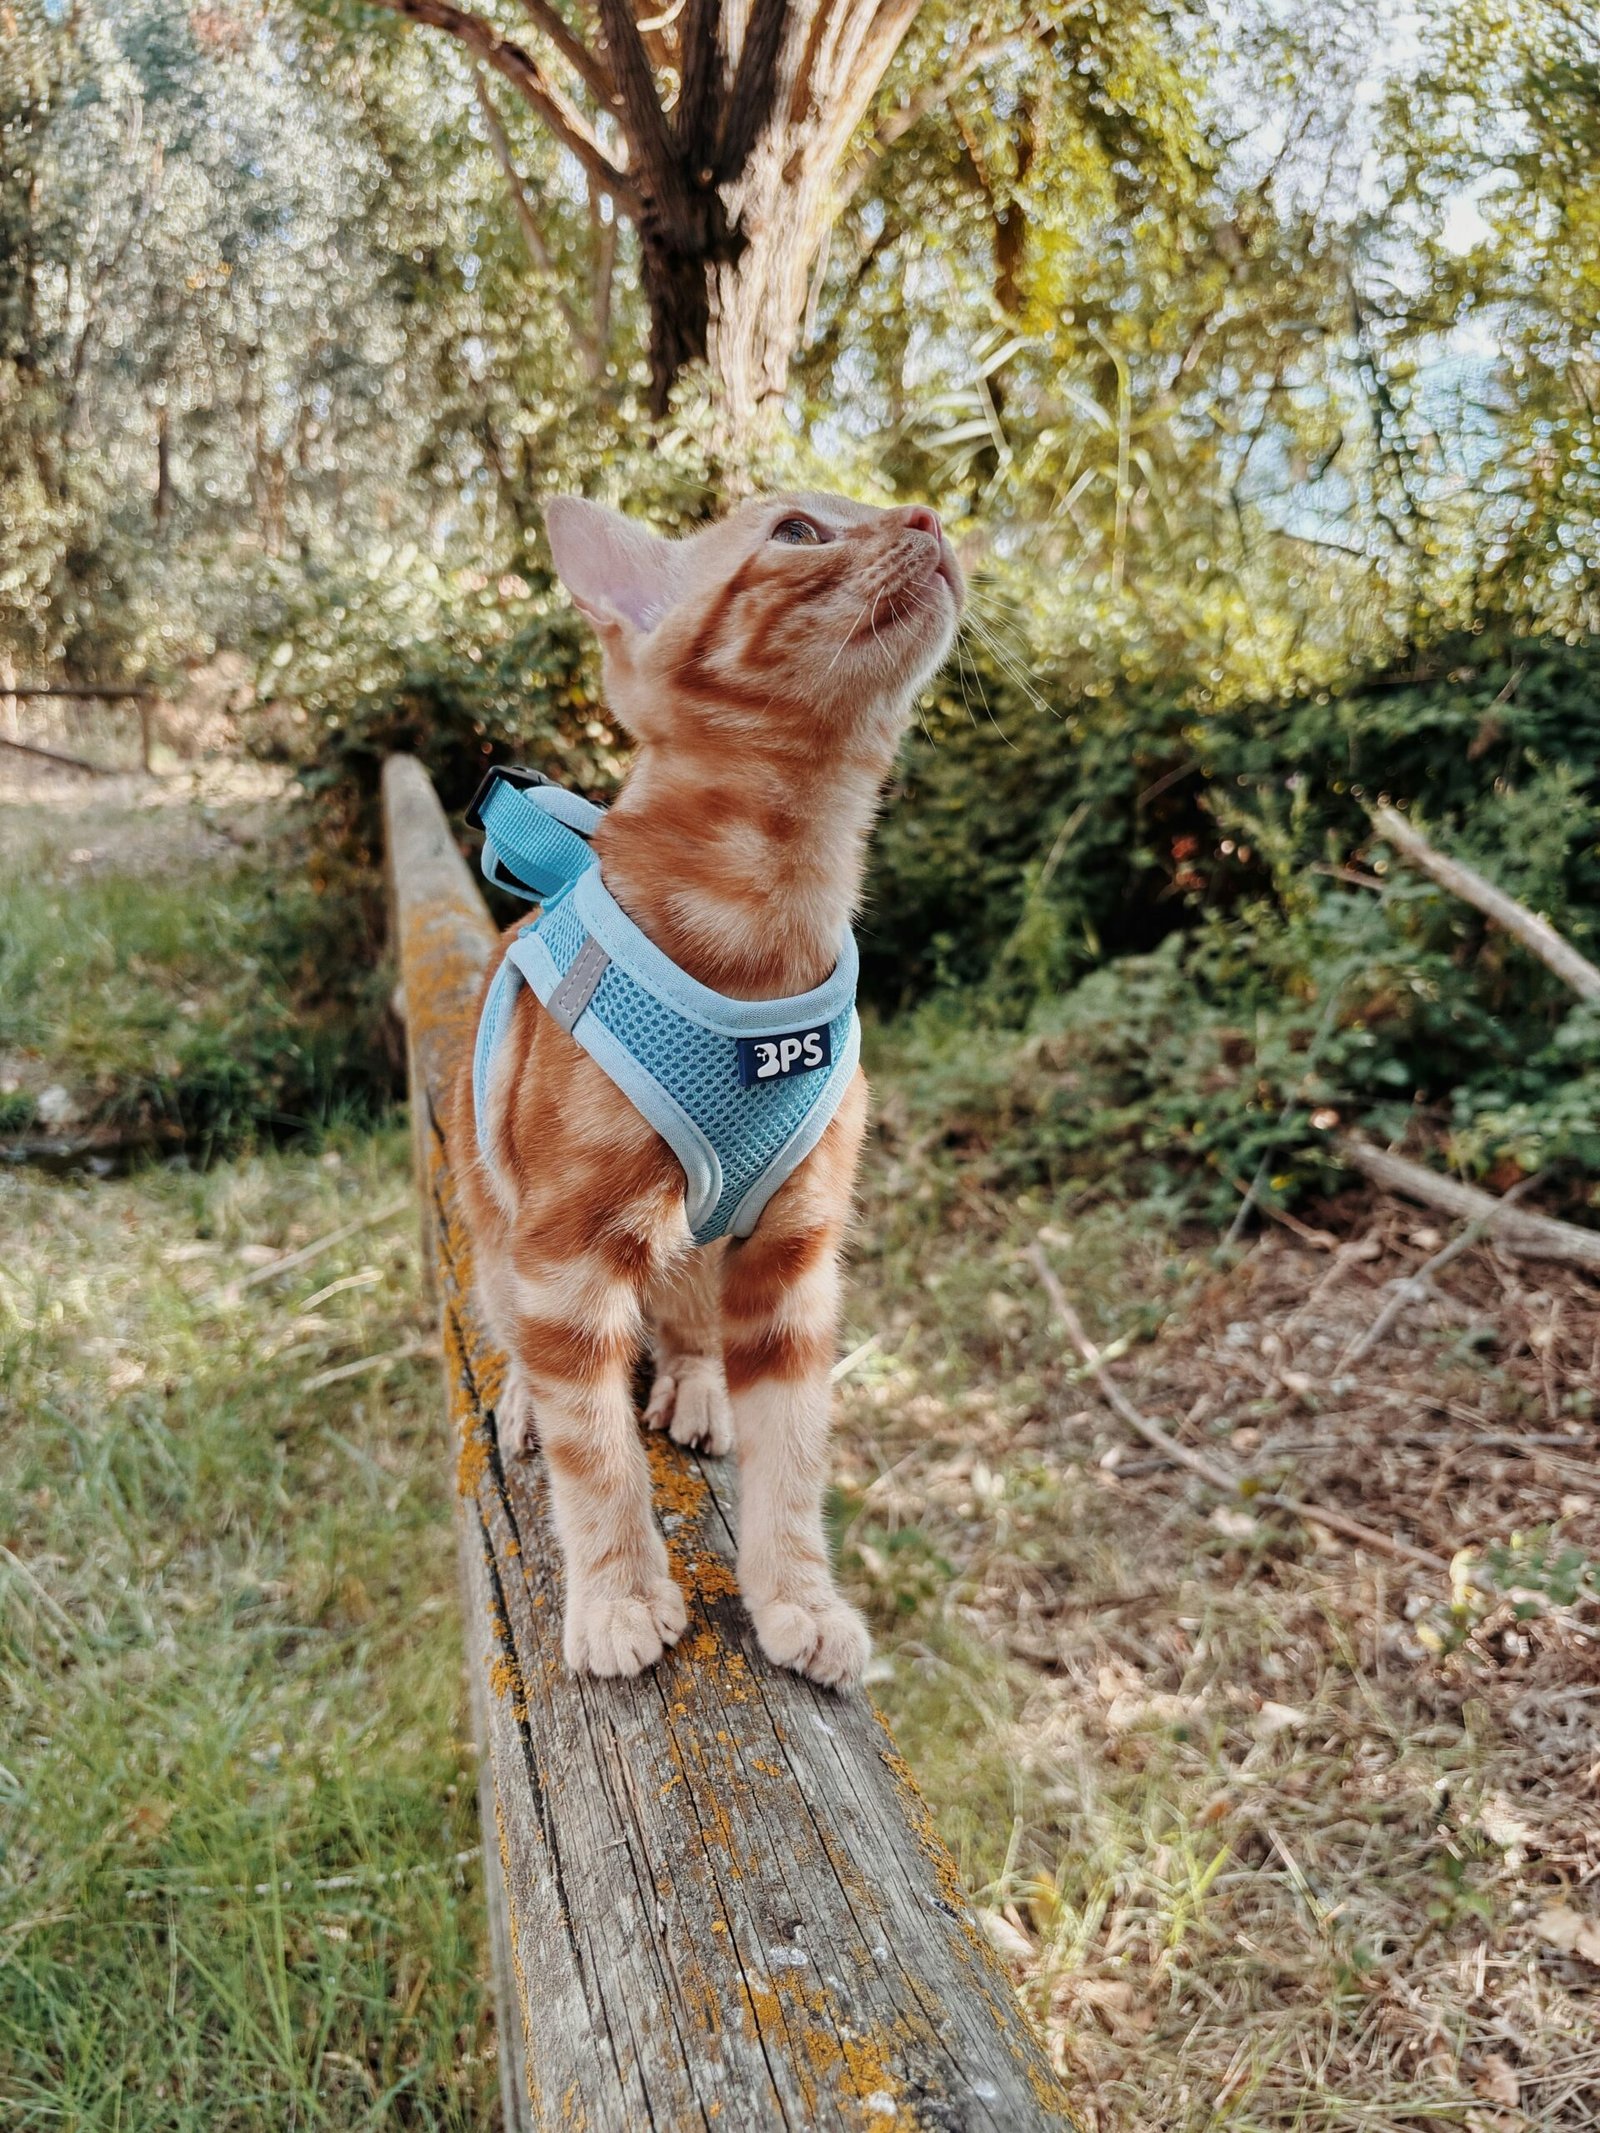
643,1243,734,1455
720,1097,871,1690
512,1259,687,1676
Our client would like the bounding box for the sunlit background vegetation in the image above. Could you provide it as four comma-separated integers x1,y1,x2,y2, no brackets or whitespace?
6,0,1600,1202
5,0,1600,2125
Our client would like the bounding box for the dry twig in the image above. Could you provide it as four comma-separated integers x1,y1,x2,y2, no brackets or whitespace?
205,1196,410,1306
1343,1172,1547,1366
0,734,114,775
301,1338,427,1393
1026,1243,1449,1573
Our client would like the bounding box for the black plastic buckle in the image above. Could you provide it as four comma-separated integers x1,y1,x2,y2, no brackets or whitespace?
465,763,552,835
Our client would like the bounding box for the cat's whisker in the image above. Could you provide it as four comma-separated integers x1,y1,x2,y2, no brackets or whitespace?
822,594,876,679
955,627,982,734
964,633,1022,753
947,619,1026,752
959,612,1059,723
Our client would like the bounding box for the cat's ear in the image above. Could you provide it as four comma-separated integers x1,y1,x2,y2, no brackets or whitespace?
545,497,678,643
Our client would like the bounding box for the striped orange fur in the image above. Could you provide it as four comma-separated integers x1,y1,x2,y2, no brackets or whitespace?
447,490,963,1683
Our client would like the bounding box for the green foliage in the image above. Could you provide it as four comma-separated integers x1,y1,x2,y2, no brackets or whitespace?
863,625,1600,1219
1385,0,1600,632
266,553,608,857
1482,1533,1600,1616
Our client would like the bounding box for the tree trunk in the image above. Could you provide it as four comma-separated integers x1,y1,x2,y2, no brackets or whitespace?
369,0,950,432
154,402,172,533
702,157,831,432
637,224,721,417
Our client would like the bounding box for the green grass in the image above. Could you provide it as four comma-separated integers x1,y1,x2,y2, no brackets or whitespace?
0,1132,493,2130
0,845,396,1147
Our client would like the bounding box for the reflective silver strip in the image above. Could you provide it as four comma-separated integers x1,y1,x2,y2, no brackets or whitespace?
546,933,611,1034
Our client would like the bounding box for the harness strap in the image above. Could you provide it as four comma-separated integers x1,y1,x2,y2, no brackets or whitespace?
472,770,604,902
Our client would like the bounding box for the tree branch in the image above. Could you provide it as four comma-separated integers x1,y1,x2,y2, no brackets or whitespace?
588,175,617,357
364,0,639,210
513,0,619,105
595,0,686,212
715,0,795,180
1337,1138,1600,1273
472,68,603,374
807,0,934,187
676,0,723,151
1371,803,1600,1001
833,29,1010,208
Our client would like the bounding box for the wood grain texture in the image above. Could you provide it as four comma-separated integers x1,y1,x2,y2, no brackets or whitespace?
383,754,1078,2131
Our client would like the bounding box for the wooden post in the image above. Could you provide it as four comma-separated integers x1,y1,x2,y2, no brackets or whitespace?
382,755,1078,2132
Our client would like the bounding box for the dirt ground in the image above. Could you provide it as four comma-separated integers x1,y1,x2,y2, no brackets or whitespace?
0,750,290,877
839,1121,1600,2130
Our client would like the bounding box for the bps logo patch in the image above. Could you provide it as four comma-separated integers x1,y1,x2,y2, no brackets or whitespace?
737,1026,832,1088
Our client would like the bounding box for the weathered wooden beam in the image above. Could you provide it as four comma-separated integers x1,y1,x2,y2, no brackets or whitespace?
0,733,116,775
382,754,1077,2132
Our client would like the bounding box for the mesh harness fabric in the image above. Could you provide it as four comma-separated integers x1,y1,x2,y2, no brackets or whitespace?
470,769,860,1246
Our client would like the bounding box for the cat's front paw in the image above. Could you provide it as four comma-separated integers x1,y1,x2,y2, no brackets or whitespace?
643,1355,734,1456
563,1574,688,1677
749,1595,871,1689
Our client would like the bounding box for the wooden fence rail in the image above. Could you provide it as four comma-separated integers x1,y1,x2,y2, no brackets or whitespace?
383,755,1077,2132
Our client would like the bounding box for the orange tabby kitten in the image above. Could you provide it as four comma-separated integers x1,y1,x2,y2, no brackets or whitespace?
449,491,963,1684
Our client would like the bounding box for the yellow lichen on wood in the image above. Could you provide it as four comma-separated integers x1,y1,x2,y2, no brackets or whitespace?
875,1739,984,1951
741,1965,922,2131
488,1653,527,1721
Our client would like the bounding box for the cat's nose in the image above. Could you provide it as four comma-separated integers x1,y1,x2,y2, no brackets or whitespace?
901,505,942,541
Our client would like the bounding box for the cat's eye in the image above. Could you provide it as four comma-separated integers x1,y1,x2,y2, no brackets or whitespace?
771,516,824,546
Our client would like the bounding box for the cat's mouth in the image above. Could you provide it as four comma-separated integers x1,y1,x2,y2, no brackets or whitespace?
847,549,961,646
849,591,939,643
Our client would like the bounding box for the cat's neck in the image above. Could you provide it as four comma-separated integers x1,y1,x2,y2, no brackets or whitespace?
591,738,890,999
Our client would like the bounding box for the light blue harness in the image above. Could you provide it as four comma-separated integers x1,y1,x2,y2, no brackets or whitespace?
469,768,860,1245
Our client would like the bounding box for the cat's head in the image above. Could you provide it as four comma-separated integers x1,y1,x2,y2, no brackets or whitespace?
544,490,963,762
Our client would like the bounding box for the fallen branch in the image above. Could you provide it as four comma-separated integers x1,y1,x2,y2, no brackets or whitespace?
2,682,154,700
1225,1171,1336,1250
1342,1171,1546,1366
0,734,115,775
1026,1244,1449,1574
1026,1244,1241,1492
1371,803,1600,1002
206,1196,410,1305
1337,1137,1600,1273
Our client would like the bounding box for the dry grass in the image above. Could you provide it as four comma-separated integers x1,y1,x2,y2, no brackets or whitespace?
836,1112,1600,2132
